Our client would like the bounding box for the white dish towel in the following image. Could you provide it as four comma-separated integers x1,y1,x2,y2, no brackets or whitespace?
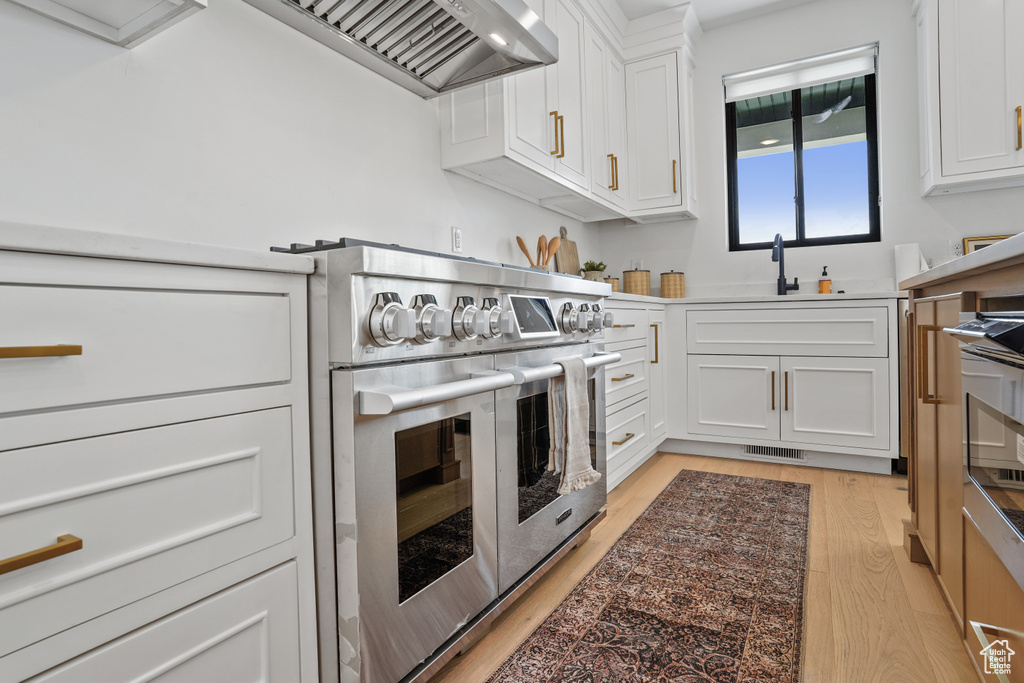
548,357,602,495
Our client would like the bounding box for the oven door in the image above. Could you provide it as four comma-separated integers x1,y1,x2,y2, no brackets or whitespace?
340,356,505,683
493,343,610,594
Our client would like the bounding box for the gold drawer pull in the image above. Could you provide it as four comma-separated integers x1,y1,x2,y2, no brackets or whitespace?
613,433,635,446
0,345,82,359
613,324,636,329
611,373,634,382
0,534,83,576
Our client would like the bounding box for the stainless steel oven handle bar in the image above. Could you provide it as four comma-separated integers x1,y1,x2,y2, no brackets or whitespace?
498,351,622,385
359,371,517,415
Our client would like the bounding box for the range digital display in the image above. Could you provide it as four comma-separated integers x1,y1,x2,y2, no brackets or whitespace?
508,295,557,336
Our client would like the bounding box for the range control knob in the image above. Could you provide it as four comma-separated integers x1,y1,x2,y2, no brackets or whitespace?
368,292,416,347
603,310,615,328
578,304,594,332
481,297,514,338
453,296,487,340
592,304,605,330
412,294,452,344
560,302,579,333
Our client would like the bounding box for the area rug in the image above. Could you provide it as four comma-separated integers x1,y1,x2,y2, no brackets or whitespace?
487,469,810,682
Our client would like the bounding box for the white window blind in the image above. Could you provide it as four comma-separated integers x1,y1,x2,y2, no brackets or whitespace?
723,44,878,103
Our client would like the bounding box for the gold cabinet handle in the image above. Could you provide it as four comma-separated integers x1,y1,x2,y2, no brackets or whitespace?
0,534,83,576
0,345,82,359
608,153,615,189
917,325,941,405
611,373,635,382
1017,105,1022,151
612,432,635,446
784,370,789,411
771,370,776,411
613,324,636,329
672,159,677,193
650,323,659,364
557,114,565,158
550,110,559,155
613,155,619,191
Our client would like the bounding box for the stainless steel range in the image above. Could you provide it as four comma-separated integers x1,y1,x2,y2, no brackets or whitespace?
279,239,617,683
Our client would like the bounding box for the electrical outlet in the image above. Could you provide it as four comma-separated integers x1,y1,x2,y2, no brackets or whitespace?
452,226,463,253
949,239,963,257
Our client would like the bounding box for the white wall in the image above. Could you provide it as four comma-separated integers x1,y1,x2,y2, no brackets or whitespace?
0,0,600,265
599,0,1024,297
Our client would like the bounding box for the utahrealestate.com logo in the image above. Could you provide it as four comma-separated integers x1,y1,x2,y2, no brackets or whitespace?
981,639,1015,677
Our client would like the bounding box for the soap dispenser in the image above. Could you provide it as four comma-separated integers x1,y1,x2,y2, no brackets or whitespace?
818,267,832,294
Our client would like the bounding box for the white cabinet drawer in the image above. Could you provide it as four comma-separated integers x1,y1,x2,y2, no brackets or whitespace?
604,307,648,342
28,563,301,682
0,408,295,657
0,284,292,416
605,342,647,407
686,306,889,357
606,397,649,466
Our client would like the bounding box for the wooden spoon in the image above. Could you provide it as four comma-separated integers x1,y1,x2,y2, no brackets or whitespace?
545,237,561,265
538,235,547,266
516,236,535,267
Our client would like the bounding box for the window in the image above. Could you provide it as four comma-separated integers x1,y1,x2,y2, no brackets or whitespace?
724,47,880,251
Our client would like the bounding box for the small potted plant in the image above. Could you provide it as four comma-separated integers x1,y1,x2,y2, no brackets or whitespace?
581,260,606,281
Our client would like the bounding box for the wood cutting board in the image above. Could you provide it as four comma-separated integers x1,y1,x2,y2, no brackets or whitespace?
554,226,580,275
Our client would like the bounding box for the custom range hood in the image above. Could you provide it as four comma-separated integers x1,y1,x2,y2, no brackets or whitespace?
242,0,558,97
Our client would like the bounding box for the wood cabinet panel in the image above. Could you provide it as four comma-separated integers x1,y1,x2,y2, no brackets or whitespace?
914,299,940,565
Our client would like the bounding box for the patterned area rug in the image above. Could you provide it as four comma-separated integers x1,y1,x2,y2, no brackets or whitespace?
487,469,811,682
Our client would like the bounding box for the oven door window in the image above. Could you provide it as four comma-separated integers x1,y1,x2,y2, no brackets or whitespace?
517,378,597,524
395,414,473,603
968,394,1024,540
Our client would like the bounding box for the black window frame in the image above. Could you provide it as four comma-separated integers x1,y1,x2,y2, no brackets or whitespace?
726,72,881,252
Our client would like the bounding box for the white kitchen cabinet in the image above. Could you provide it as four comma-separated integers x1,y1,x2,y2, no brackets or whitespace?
780,356,889,450
915,0,1024,194
649,309,667,441
625,53,682,214
586,24,626,207
687,355,781,441
670,298,901,473
0,225,317,682
604,299,667,489
440,0,699,223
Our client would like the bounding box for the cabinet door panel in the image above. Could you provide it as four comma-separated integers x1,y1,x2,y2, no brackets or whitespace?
687,355,780,440
936,295,966,621
915,300,939,564
585,24,611,199
550,0,588,190
780,357,890,450
938,0,1024,175
606,52,627,205
626,53,681,210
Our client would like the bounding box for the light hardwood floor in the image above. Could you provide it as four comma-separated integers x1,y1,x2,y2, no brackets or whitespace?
432,452,978,683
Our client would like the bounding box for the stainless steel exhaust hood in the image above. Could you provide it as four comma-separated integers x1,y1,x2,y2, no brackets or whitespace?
242,0,558,97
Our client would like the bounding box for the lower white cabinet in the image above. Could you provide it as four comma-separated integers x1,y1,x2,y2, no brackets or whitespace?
686,354,889,450
604,299,666,489
677,298,900,467
28,563,301,682
0,226,316,682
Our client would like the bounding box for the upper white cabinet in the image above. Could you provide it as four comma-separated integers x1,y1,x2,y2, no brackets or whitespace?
9,0,205,47
915,0,1024,194
625,52,684,216
440,0,700,223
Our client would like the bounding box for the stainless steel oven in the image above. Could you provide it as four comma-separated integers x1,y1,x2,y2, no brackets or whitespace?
494,343,609,593
284,238,615,683
947,314,1024,607
332,356,503,683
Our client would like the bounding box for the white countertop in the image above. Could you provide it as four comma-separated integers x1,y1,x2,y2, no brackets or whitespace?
610,290,905,305
899,231,1024,290
0,221,315,274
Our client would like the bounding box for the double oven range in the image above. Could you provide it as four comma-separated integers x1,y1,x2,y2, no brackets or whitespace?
284,240,616,683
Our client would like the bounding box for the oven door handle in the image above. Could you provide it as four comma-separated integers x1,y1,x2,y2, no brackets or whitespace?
499,351,622,385
359,371,516,415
